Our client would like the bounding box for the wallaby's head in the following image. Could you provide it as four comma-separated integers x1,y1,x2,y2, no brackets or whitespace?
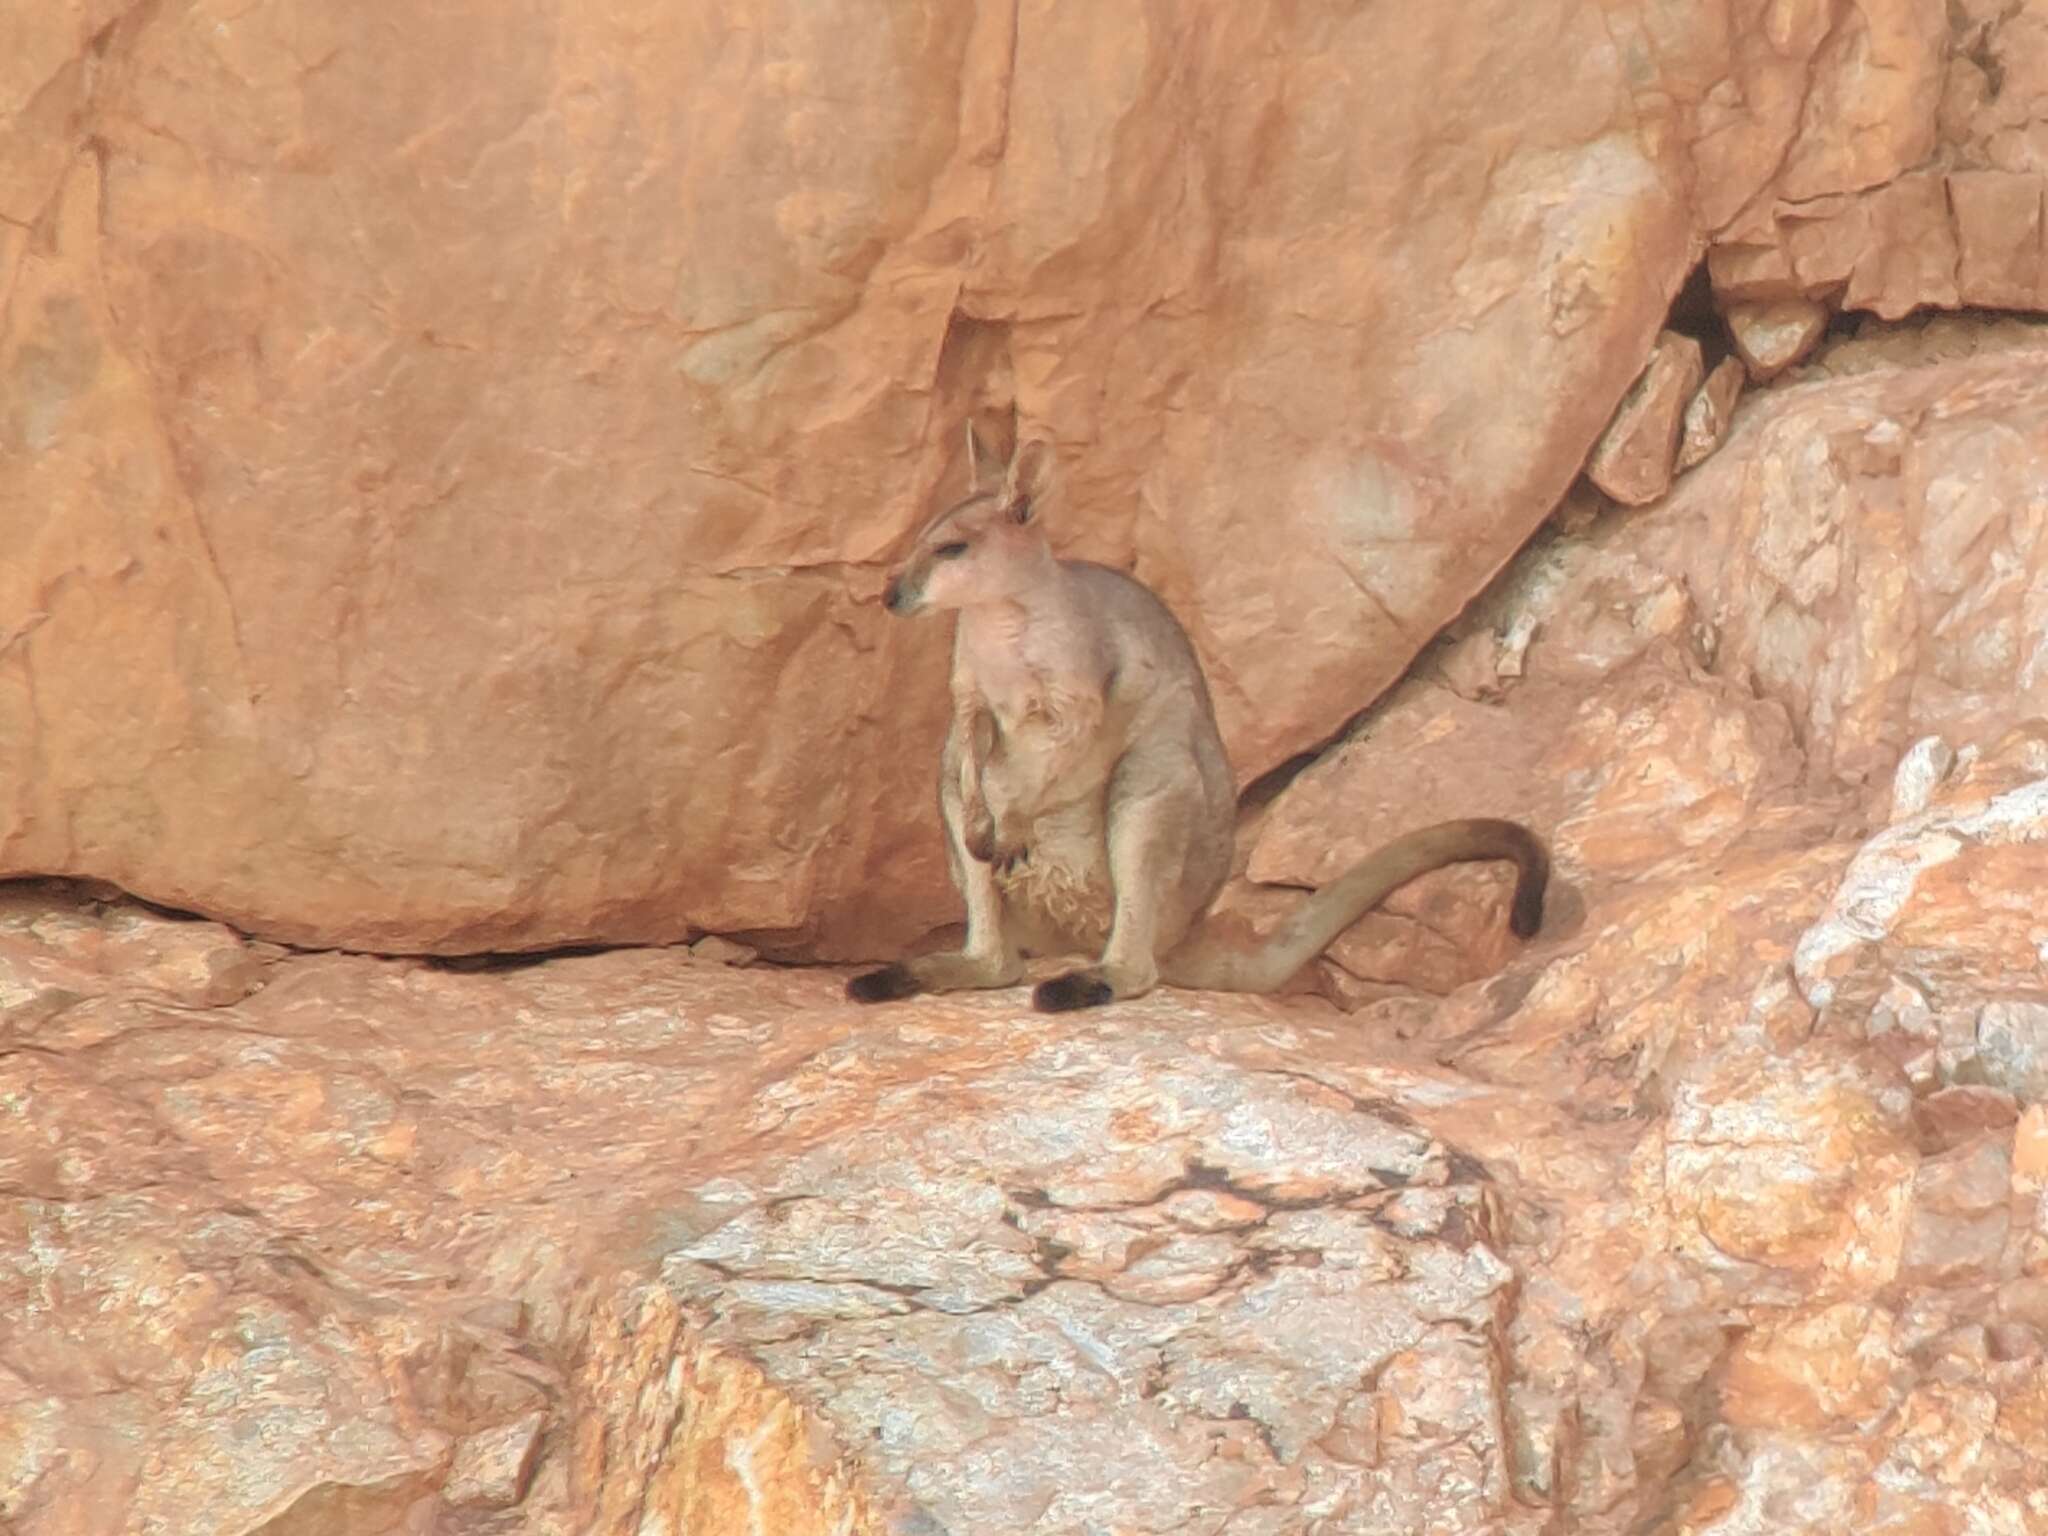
884,425,1055,616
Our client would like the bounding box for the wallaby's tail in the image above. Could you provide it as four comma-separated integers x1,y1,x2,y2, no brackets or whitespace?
1163,818,1548,995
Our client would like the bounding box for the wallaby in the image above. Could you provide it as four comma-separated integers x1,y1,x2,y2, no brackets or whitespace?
847,425,1548,1013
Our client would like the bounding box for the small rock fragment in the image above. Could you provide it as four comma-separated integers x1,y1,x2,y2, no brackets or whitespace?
1437,628,1513,703
445,1410,546,1510
1890,736,1957,822
1675,355,1745,471
1914,1085,2018,1153
1588,330,1706,506
1725,296,1830,380
1973,1000,2048,1103
690,935,758,967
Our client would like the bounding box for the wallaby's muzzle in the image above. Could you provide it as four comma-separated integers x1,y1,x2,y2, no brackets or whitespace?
883,571,924,615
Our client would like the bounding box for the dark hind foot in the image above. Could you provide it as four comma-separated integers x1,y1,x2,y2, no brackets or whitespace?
1032,969,1115,1013
847,963,923,1003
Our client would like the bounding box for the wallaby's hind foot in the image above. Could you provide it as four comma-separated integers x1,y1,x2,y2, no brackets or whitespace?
1033,969,1115,1012
846,949,1023,1004
1031,953,1158,1012
846,963,924,1003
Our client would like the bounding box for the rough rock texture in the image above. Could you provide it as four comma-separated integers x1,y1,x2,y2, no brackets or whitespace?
1706,0,2048,319
4,0,2033,957
1641,348,2048,795
14,339,2048,1532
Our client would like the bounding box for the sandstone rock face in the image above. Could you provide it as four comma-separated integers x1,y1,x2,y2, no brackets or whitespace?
3,0,2028,956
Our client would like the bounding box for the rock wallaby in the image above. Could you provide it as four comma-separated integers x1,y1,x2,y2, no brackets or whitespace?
847,426,1548,1013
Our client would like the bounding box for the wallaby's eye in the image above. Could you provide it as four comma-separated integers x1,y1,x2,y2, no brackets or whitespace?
934,541,970,559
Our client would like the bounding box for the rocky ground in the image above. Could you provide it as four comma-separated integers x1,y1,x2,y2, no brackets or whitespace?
10,343,2048,1533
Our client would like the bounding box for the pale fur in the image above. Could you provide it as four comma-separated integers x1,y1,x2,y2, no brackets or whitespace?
847,425,1549,1013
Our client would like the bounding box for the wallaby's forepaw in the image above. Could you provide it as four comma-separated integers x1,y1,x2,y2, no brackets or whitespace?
988,811,1031,873
963,813,1029,873
1033,969,1115,1013
963,815,998,864
846,963,924,1004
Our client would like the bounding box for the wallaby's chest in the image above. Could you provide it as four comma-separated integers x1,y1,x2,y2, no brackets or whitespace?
954,622,1106,745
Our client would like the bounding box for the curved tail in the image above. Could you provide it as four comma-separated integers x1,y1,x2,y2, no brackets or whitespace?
1162,817,1548,994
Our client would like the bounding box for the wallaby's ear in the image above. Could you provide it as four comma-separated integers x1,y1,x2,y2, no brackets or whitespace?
964,420,1005,491
1004,438,1053,524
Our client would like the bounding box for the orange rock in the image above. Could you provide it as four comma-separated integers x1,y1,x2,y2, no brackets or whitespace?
1707,240,1801,304
1774,0,1946,204
0,888,1549,1533
1664,1044,1918,1278
1898,1136,2013,1286
1915,1085,2021,1154
1700,9,2048,332
1847,171,1963,318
